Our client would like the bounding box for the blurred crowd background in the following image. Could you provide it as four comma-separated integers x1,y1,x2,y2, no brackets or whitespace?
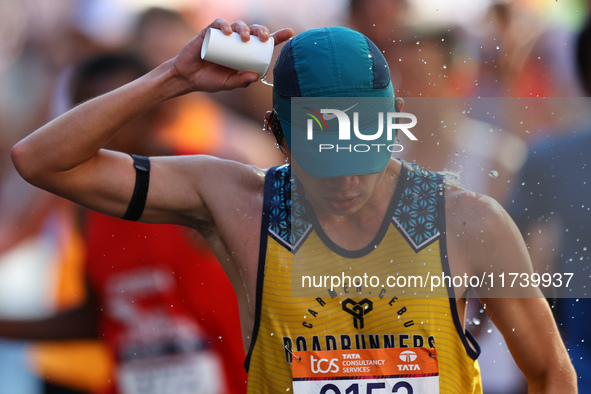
0,0,590,393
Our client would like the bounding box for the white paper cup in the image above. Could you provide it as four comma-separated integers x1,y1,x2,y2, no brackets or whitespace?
201,28,274,78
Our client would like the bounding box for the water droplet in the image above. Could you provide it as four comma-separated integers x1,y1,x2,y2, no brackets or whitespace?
489,170,499,178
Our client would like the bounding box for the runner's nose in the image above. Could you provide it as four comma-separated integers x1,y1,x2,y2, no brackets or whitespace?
324,176,359,190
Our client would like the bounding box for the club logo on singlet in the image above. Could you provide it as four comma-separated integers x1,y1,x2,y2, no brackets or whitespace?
342,298,373,329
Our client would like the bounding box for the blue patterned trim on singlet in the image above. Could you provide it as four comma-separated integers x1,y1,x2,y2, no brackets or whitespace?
392,161,442,252
267,165,311,253
267,161,443,254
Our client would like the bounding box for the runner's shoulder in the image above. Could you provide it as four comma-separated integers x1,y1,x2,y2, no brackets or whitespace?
445,184,509,235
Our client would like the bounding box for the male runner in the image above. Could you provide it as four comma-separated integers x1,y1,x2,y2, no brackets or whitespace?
11,19,576,393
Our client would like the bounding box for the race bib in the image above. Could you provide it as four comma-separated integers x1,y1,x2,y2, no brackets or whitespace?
292,347,438,394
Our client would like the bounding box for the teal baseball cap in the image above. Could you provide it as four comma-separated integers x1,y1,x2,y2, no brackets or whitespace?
272,26,396,178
